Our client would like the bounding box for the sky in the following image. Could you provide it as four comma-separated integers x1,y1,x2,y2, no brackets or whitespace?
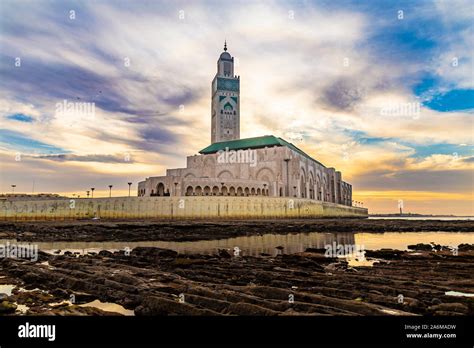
0,0,473,215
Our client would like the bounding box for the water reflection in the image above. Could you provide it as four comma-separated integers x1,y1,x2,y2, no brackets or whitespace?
0,233,354,257
0,231,472,257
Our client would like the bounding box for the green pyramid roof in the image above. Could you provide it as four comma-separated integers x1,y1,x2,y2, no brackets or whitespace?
199,135,325,167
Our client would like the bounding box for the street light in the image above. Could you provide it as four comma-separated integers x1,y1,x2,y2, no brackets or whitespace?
91,187,95,198
108,185,113,198
11,185,16,194
128,182,132,197
86,191,90,198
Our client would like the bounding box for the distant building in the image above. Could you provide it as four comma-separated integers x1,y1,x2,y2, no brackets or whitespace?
138,43,353,206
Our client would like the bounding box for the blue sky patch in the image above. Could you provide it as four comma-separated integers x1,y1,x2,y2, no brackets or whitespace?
0,129,68,154
422,89,474,112
6,113,34,122
399,142,472,158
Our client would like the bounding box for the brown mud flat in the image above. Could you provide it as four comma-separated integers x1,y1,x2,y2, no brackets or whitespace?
0,245,473,316
1,219,473,242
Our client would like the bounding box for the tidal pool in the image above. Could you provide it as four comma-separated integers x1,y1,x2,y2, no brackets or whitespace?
1,231,472,257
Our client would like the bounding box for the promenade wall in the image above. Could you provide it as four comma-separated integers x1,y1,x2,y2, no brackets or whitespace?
0,196,368,221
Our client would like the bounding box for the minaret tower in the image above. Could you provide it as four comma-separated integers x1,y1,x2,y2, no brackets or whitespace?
211,41,240,143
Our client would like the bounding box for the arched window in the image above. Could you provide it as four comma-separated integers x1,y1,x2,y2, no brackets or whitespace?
186,186,193,196
156,183,165,196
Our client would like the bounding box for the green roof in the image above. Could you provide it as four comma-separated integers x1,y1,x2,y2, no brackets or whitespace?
199,135,325,167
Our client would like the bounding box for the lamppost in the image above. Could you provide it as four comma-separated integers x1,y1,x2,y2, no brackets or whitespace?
11,185,16,194
86,191,90,198
128,182,132,197
108,185,113,198
293,186,297,198
174,182,178,196
91,188,95,198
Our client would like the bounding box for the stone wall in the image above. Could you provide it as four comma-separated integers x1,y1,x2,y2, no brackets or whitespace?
0,196,368,221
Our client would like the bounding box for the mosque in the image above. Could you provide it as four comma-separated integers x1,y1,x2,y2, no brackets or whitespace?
138,43,353,206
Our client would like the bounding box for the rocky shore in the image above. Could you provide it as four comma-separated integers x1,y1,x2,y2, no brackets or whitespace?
1,218,473,242
0,244,473,316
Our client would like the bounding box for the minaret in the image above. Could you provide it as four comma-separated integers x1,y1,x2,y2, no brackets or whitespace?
211,41,240,143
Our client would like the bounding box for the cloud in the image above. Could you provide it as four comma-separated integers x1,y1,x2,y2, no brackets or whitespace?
463,156,474,163
319,78,366,111
0,0,472,214
33,154,135,163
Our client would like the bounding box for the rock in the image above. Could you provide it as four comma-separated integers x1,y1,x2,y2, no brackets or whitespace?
458,243,474,251
428,303,469,315
135,296,218,316
217,249,232,258
131,247,178,259
0,300,17,314
407,244,432,251
304,248,326,254
227,302,279,316
365,249,403,259
71,292,98,304
98,250,113,257
50,289,68,298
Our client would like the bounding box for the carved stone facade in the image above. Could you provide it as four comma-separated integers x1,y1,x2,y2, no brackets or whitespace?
138,141,352,205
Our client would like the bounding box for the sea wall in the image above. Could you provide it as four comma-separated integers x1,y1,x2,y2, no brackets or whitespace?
0,196,368,221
